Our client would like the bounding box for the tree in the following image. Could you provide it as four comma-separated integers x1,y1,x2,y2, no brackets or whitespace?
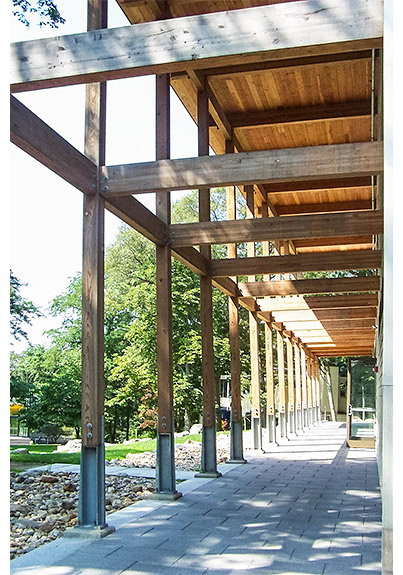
10,270,42,343
12,0,65,28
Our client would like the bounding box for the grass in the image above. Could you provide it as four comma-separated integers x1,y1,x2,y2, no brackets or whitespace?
10,434,203,469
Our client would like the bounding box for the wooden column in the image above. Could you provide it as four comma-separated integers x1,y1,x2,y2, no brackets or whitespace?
79,0,113,532
306,353,313,426
197,84,220,477
246,186,262,450
277,326,287,438
294,340,303,432
226,159,246,463
301,346,308,428
315,358,321,422
286,336,296,434
265,319,276,445
155,73,181,497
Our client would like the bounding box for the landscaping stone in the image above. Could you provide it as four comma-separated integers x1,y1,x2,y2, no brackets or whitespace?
10,470,155,561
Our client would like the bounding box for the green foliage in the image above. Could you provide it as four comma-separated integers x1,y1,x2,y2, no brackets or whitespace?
12,0,65,28
9,190,255,441
10,270,42,343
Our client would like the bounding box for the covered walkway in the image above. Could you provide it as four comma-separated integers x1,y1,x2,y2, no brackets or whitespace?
11,422,381,575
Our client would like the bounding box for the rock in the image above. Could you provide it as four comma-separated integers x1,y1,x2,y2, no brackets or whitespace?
40,475,59,484
189,424,203,434
61,500,74,511
12,448,29,454
56,439,82,453
63,481,77,492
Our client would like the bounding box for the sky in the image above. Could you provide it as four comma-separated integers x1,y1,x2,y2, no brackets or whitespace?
8,0,200,354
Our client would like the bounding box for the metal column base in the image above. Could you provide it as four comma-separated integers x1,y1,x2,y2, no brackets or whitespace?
267,414,277,444
156,433,182,498
78,444,111,531
227,420,247,464
196,425,222,478
252,416,263,451
64,524,115,539
279,412,287,438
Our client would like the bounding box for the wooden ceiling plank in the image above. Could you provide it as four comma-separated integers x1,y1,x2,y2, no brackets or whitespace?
102,142,383,196
11,0,383,92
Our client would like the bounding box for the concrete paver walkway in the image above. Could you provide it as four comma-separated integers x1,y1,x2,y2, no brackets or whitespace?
10,422,382,575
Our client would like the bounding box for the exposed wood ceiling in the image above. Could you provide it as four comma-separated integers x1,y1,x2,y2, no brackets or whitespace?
116,1,382,356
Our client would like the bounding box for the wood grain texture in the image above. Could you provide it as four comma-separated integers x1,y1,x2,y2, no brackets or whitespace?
11,0,382,91
102,142,383,196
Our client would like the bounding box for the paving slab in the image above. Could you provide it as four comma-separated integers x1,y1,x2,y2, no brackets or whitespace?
10,422,382,575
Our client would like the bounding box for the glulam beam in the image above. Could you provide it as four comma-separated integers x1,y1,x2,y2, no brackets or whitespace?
11,0,382,92
101,142,383,196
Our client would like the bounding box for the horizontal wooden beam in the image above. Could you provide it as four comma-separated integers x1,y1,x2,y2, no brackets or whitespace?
169,211,382,247
274,200,373,216
11,0,382,92
102,142,383,196
284,319,377,331
10,95,96,193
210,250,382,277
264,176,371,195
228,100,371,128
293,236,373,249
256,292,380,310
270,307,377,322
310,349,374,357
199,50,373,79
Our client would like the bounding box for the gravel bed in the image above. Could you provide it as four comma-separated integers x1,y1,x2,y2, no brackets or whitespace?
10,471,155,561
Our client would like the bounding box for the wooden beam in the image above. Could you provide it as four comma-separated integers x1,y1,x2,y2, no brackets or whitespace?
102,142,383,196
275,200,373,216
173,246,209,276
239,276,380,297
280,319,377,331
169,211,383,247
257,293,380,310
264,176,371,195
270,307,378,322
201,50,373,79
105,196,168,245
228,100,371,128
11,0,383,92
10,95,96,194
210,250,382,277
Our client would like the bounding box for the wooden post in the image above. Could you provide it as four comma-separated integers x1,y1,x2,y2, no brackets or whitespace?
301,346,308,428
155,73,181,498
277,326,287,438
286,337,295,434
294,340,302,432
197,84,221,477
306,352,313,426
246,186,262,450
78,0,113,533
265,319,276,445
346,358,352,441
315,358,321,422
226,159,246,463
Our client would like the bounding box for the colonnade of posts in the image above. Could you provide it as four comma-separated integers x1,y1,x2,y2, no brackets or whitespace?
78,11,321,526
